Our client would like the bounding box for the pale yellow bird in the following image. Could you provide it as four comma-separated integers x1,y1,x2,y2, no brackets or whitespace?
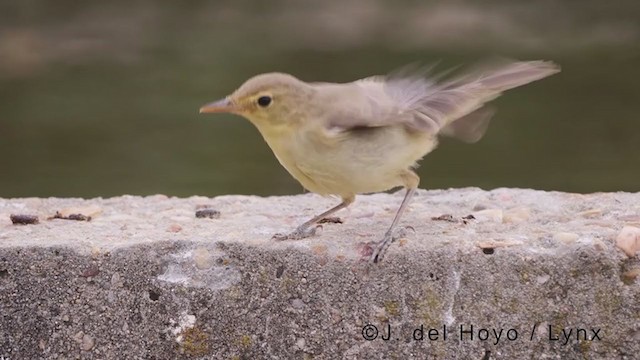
200,60,560,262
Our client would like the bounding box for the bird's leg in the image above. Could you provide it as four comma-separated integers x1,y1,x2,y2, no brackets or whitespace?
273,195,355,241
371,171,419,263
369,187,416,262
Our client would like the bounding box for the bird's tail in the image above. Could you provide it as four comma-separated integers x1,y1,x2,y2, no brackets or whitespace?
437,60,560,143
456,60,561,93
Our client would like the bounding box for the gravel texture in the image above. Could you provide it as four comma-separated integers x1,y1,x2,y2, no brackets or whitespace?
0,188,639,359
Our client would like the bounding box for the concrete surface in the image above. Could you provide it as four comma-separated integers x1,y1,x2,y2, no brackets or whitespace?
0,188,639,359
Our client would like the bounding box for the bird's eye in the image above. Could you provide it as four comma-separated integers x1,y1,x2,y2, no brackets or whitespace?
257,96,272,107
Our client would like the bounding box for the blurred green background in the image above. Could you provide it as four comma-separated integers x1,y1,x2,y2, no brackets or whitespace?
1,0,638,198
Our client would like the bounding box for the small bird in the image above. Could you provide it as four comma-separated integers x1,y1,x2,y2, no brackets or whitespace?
200,60,559,262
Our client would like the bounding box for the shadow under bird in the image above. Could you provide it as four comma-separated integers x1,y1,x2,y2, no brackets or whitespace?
200,60,560,262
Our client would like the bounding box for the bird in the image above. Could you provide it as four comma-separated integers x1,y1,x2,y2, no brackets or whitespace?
199,60,560,263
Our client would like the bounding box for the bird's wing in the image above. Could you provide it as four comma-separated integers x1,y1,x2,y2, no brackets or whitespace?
321,60,559,142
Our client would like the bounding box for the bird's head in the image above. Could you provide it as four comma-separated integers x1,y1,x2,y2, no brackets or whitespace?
200,73,314,127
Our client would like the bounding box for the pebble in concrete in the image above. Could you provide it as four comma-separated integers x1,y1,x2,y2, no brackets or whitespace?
616,226,640,257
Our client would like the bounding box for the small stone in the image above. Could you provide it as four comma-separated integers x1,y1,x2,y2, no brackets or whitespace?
81,334,95,351
622,268,640,283
295,337,306,350
553,232,579,244
57,205,102,219
536,275,550,284
372,305,388,322
55,213,91,221
167,224,182,233
193,248,213,270
330,308,343,324
318,216,342,224
356,242,374,259
81,265,100,278
10,214,39,225
593,239,607,252
195,208,220,219
110,273,122,288
62,315,70,322
616,226,640,257
536,322,548,339
73,331,84,343
431,214,456,222
291,298,304,309
503,207,530,223
472,209,503,223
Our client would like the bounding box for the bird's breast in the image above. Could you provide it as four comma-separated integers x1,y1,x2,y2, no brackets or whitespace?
253,123,327,193
257,123,437,196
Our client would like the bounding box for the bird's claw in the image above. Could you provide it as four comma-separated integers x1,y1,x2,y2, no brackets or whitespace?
370,226,415,263
272,224,322,241
370,234,392,263
394,225,415,239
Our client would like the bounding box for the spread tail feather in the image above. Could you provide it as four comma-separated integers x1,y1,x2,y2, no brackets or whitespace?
455,60,561,93
436,60,560,142
439,106,495,143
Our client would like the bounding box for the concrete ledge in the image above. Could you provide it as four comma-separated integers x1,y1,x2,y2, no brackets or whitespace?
1,188,639,359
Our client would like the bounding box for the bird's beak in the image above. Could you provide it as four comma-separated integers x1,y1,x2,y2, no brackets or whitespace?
199,98,236,114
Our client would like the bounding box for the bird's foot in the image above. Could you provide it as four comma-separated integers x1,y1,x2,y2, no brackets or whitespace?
370,226,415,263
272,224,322,241
392,225,415,240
